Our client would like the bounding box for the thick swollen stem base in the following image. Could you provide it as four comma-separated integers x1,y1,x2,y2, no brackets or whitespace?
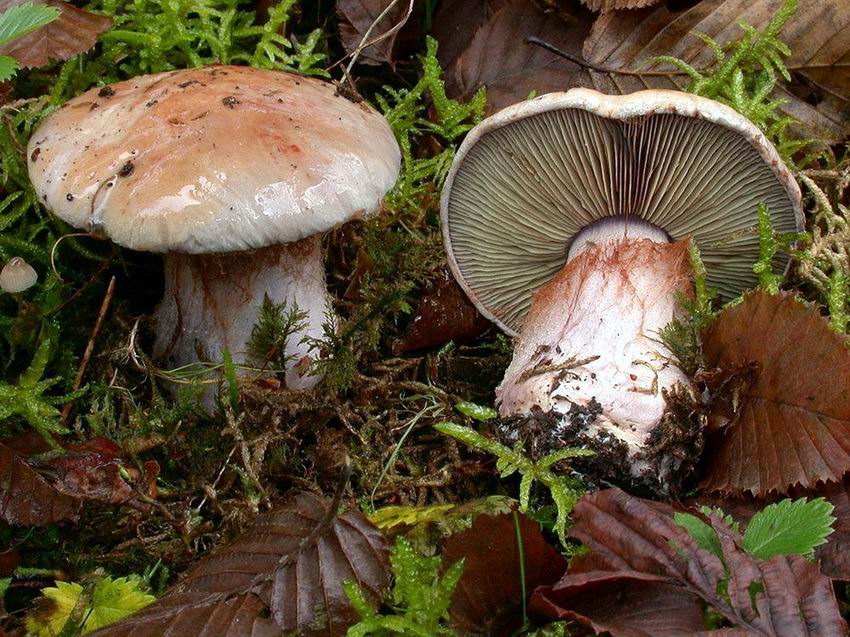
497,235,698,484
153,236,330,408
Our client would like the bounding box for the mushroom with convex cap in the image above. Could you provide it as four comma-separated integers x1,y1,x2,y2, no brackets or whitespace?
441,88,802,492
27,65,400,403
0,257,38,294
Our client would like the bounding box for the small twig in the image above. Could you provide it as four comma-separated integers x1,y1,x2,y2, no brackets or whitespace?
517,355,600,383
60,275,116,425
338,0,414,89
526,37,850,77
525,37,690,77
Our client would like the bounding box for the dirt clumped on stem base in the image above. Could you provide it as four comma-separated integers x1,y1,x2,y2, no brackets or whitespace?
491,385,705,497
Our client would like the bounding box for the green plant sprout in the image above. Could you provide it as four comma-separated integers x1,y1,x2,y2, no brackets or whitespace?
376,36,486,200
658,242,718,376
0,338,85,446
654,0,810,166
246,295,308,375
435,423,591,545
752,202,807,294
345,536,463,637
93,0,327,78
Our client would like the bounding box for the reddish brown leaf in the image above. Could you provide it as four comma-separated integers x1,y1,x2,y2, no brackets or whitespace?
0,434,158,526
431,0,509,73
442,511,566,635
530,571,706,637
436,0,595,113
0,442,80,526
0,0,112,69
91,492,390,637
701,292,850,495
583,0,850,143
546,489,847,636
393,268,490,355
88,592,280,637
581,0,662,11
336,0,412,66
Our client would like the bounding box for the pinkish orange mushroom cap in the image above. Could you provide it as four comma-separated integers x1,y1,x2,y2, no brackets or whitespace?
27,65,400,254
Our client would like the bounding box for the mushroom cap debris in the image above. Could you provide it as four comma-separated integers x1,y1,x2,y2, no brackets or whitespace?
441,88,804,335
27,65,401,254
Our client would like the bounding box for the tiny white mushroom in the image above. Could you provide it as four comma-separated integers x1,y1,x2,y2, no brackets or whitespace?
0,257,38,293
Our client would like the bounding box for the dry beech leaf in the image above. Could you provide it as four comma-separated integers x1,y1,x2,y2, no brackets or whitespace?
583,0,850,143
393,268,490,355
531,488,847,637
442,511,566,635
0,442,79,526
90,492,390,637
336,0,412,66
88,592,280,637
0,0,112,69
701,292,850,496
0,434,158,526
431,0,509,73
435,0,595,113
530,571,706,637
581,0,662,12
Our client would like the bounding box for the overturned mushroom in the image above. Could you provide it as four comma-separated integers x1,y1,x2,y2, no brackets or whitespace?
441,89,802,488
27,66,400,402
0,257,37,294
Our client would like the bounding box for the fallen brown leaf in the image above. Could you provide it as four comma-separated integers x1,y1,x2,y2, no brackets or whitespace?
336,0,413,66
89,592,280,637
0,435,157,526
531,488,847,636
583,0,850,142
0,0,112,69
530,570,706,636
435,0,595,113
431,0,509,73
443,511,566,635
90,491,391,637
0,442,79,526
701,291,850,496
393,268,490,355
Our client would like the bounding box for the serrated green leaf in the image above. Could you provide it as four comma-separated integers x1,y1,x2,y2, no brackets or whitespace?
0,55,17,82
84,576,156,632
26,576,155,636
675,512,723,560
742,498,835,560
0,2,58,46
25,581,84,637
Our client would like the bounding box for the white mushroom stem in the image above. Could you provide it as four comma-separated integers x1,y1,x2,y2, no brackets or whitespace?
497,217,694,474
153,236,330,400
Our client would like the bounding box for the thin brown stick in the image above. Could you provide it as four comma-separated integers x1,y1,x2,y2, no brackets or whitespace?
61,275,116,425
526,36,850,76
